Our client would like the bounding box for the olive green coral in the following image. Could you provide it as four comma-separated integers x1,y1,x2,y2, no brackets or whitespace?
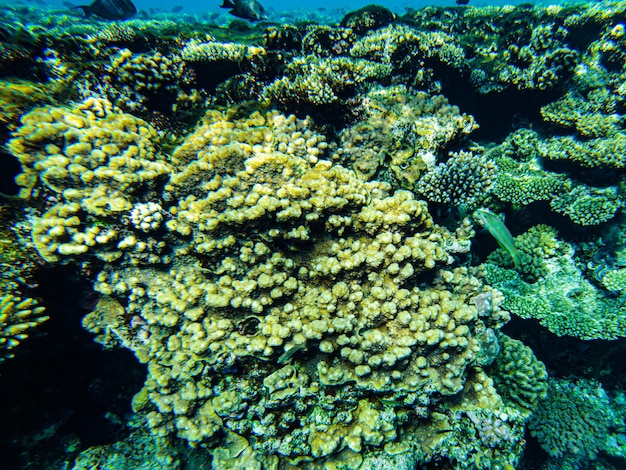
79,109,510,464
488,333,548,416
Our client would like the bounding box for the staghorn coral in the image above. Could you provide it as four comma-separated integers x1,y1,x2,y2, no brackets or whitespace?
78,109,512,465
8,97,169,262
301,26,356,57
180,40,266,63
548,184,621,226
540,134,626,169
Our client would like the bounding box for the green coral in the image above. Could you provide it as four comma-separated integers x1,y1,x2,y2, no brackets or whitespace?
488,333,548,416
488,128,623,226
540,134,626,169
483,225,626,339
529,378,615,463
601,267,626,292
549,184,621,226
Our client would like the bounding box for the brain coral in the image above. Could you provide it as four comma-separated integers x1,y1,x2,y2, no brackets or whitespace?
81,109,511,465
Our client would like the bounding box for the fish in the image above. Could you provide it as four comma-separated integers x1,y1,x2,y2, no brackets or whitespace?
75,0,137,20
474,208,522,269
171,4,183,12
219,0,266,21
456,0,470,4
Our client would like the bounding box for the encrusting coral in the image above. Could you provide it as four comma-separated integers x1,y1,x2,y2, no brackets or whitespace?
332,85,477,187
483,225,626,339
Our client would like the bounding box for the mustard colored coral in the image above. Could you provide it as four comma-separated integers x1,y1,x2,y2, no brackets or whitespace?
80,109,510,463
8,98,169,262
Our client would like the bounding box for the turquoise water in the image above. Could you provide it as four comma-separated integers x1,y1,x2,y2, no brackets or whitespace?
0,1,625,469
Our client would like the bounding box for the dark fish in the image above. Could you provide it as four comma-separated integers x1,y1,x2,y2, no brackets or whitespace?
62,0,74,7
171,4,183,12
456,0,470,4
219,0,266,21
75,0,137,19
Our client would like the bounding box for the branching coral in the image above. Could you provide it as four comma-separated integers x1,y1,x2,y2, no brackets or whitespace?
415,151,496,207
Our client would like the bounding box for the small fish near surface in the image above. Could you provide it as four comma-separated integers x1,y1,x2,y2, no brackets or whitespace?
171,5,184,12
75,0,137,20
456,0,470,4
219,0,266,21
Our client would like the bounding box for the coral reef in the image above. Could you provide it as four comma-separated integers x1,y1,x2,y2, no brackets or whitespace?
262,56,391,107
3,1,626,468
488,128,624,226
77,109,512,465
0,203,47,362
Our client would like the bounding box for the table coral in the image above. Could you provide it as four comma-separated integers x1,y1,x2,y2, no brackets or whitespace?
483,225,626,339
488,128,624,225
79,109,512,465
